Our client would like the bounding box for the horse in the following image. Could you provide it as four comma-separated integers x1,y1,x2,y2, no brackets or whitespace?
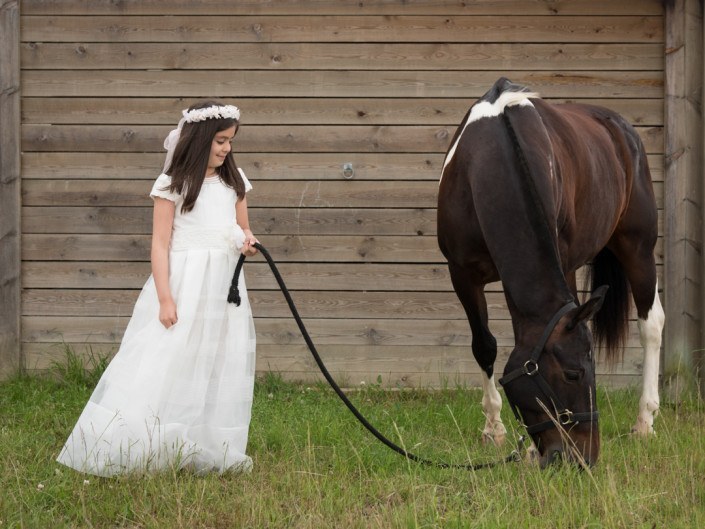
437,78,664,467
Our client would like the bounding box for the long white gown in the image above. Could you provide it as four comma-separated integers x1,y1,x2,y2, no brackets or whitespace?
57,171,257,476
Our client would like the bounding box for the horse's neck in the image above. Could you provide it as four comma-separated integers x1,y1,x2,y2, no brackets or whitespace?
502,261,572,322
489,105,574,320
476,175,573,321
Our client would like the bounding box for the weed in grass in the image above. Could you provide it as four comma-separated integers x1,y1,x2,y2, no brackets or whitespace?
50,342,109,389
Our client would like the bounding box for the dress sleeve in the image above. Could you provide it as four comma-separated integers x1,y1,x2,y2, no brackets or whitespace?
150,173,180,202
238,167,253,193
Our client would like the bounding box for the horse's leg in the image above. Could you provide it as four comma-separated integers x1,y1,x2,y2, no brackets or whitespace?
634,281,664,435
632,272,664,435
611,246,664,435
447,264,506,446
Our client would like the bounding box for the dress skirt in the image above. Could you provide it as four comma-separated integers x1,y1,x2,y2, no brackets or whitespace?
56,243,257,476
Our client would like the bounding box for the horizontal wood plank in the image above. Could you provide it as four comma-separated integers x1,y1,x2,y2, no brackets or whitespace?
21,339,647,375
21,207,436,235
20,180,441,207
21,289,497,319
21,261,664,292
21,234,443,262
21,342,648,385
20,153,665,181
22,71,665,99
21,234,665,265
22,315,647,350
20,0,664,16
20,97,664,126
21,262,453,291
21,205,664,238
21,42,664,71
20,179,666,209
20,288,661,325
21,16,663,44
20,124,664,154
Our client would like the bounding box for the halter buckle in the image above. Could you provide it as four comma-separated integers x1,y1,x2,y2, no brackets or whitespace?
523,360,539,376
558,410,574,426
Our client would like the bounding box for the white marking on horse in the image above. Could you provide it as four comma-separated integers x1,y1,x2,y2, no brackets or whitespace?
481,372,507,445
440,91,539,180
633,281,664,435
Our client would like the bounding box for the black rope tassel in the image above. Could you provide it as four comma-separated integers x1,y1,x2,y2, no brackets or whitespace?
227,252,247,306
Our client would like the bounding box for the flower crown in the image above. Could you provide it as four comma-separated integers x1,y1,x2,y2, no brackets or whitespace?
182,105,240,124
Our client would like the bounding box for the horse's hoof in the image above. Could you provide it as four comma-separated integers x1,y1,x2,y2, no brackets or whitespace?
524,444,540,465
630,424,655,436
481,431,506,447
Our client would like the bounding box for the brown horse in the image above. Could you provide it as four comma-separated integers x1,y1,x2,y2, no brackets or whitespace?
437,78,664,467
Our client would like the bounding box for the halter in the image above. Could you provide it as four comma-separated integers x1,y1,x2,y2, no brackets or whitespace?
499,301,599,436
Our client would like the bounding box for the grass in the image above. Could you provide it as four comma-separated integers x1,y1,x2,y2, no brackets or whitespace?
1,349,703,528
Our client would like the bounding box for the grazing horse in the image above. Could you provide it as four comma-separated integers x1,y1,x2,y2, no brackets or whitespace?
437,78,664,467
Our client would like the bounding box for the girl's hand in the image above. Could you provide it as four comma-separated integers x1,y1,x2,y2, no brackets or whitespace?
159,299,178,328
241,230,259,256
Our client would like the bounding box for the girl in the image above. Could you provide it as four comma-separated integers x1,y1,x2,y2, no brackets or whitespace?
57,101,259,476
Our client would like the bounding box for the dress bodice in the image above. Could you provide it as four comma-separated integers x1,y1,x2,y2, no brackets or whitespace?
150,170,252,251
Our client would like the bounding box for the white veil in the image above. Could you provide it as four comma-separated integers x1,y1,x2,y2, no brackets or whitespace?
162,117,187,173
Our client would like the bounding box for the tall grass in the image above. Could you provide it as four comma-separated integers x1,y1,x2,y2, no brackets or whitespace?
1,350,703,528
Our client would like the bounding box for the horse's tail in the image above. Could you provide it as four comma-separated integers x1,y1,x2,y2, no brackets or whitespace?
589,248,630,363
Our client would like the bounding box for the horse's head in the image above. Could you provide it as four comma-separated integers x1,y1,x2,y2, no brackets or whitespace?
500,286,608,468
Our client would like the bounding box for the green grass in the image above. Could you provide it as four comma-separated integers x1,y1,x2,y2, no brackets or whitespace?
1,352,703,529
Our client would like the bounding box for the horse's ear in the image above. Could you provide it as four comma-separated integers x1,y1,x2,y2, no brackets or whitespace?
568,285,609,329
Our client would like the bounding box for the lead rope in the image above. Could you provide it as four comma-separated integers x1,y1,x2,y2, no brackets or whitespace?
228,242,524,470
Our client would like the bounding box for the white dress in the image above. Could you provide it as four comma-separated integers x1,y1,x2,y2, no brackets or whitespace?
57,171,257,476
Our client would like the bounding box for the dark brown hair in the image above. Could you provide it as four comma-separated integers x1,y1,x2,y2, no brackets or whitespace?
164,100,246,212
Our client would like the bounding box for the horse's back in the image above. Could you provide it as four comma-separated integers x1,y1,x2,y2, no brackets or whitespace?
529,99,657,266
438,79,657,279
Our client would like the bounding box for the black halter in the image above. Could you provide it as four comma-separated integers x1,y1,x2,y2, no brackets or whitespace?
499,301,599,436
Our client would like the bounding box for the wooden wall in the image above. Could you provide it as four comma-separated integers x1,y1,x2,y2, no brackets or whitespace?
18,0,665,387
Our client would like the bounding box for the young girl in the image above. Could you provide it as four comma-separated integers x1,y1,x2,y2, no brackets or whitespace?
57,101,259,476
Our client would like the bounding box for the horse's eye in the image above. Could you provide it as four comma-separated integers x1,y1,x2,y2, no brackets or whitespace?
564,370,581,381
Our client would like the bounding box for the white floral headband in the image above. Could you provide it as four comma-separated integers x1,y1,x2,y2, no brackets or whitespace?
162,104,241,171
182,104,240,123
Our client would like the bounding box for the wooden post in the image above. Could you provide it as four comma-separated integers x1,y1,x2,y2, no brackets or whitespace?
701,0,705,394
0,0,21,378
664,0,704,396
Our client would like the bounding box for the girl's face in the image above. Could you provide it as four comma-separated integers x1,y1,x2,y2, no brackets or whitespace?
207,125,237,175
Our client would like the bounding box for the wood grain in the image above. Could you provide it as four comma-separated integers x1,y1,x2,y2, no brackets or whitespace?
21,42,663,71
21,261,664,292
20,124,664,154
22,315,646,350
21,207,436,235
21,16,663,44
20,0,663,17
20,179,666,209
21,234,665,265
20,97,664,126
20,152,665,181
22,71,665,99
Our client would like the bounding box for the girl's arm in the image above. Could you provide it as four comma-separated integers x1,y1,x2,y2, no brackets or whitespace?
236,196,259,256
151,197,178,328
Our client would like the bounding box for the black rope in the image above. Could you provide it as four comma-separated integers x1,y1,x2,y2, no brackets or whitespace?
228,242,523,470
